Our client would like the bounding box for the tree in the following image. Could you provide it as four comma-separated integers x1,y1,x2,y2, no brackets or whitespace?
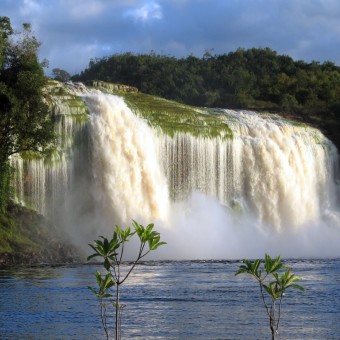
0,16,13,68
88,220,166,340
0,17,55,209
52,68,71,82
235,254,304,340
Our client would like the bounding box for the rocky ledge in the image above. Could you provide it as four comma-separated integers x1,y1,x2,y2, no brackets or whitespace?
0,202,82,267
0,242,81,266
89,80,138,93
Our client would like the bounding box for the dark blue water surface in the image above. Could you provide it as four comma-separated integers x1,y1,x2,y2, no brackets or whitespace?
0,259,339,339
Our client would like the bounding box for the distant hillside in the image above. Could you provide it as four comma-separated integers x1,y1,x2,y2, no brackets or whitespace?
73,48,340,123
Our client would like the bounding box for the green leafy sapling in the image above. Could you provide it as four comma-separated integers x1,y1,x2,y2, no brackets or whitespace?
88,220,166,340
235,254,304,340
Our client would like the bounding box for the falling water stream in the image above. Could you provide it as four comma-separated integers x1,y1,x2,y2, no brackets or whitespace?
9,86,340,259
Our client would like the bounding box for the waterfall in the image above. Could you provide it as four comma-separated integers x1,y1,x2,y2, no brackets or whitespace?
84,93,169,224
9,117,79,217
10,83,340,257
157,133,240,205
10,89,88,218
155,110,339,231
227,111,339,230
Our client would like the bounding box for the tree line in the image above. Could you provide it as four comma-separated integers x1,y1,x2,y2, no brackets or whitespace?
73,48,340,122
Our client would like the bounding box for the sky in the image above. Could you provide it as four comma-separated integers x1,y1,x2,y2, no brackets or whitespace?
1,0,340,76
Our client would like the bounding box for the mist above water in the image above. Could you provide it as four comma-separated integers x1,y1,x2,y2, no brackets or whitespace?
154,192,340,260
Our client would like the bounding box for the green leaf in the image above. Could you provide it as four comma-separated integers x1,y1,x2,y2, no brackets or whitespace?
103,273,115,289
102,293,113,298
104,258,111,271
103,237,109,252
235,258,262,280
133,220,146,240
290,283,305,292
262,281,279,300
150,241,167,250
115,225,122,236
112,231,118,242
108,239,120,254
87,253,100,261
95,270,103,286
146,223,154,234
264,253,286,274
121,226,135,242
88,286,98,295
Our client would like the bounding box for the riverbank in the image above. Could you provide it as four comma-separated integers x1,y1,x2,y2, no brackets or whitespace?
0,202,81,267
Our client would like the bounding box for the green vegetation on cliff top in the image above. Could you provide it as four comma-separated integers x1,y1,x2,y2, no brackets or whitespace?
90,82,233,139
124,92,234,139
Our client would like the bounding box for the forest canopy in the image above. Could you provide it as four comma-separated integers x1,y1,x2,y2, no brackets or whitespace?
73,48,340,121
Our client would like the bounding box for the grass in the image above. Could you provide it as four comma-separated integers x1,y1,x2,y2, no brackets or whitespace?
123,92,234,139
90,82,233,140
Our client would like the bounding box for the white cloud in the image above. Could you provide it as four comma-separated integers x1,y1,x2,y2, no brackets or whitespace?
19,0,42,16
2,0,340,73
124,1,162,22
67,0,105,20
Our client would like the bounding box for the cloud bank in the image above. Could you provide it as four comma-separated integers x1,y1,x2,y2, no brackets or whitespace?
1,0,339,75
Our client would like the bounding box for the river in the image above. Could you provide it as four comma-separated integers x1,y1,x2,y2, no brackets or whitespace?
1,259,339,339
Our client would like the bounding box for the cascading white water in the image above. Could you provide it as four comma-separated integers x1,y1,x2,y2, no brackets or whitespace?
10,84,340,258
156,110,339,231
81,91,339,236
10,100,87,217
9,155,25,206
84,93,169,224
156,133,240,205
227,111,339,230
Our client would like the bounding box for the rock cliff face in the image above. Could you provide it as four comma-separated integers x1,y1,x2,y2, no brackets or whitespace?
309,118,340,158
0,245,80,266
0,202,81,267
89,80,138,93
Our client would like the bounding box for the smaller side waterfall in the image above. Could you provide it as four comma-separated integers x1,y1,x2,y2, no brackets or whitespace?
10,86,88,218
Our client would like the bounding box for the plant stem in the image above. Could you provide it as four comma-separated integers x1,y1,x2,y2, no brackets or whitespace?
100,298,109,339
259,282,270,318
116,283,120,340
